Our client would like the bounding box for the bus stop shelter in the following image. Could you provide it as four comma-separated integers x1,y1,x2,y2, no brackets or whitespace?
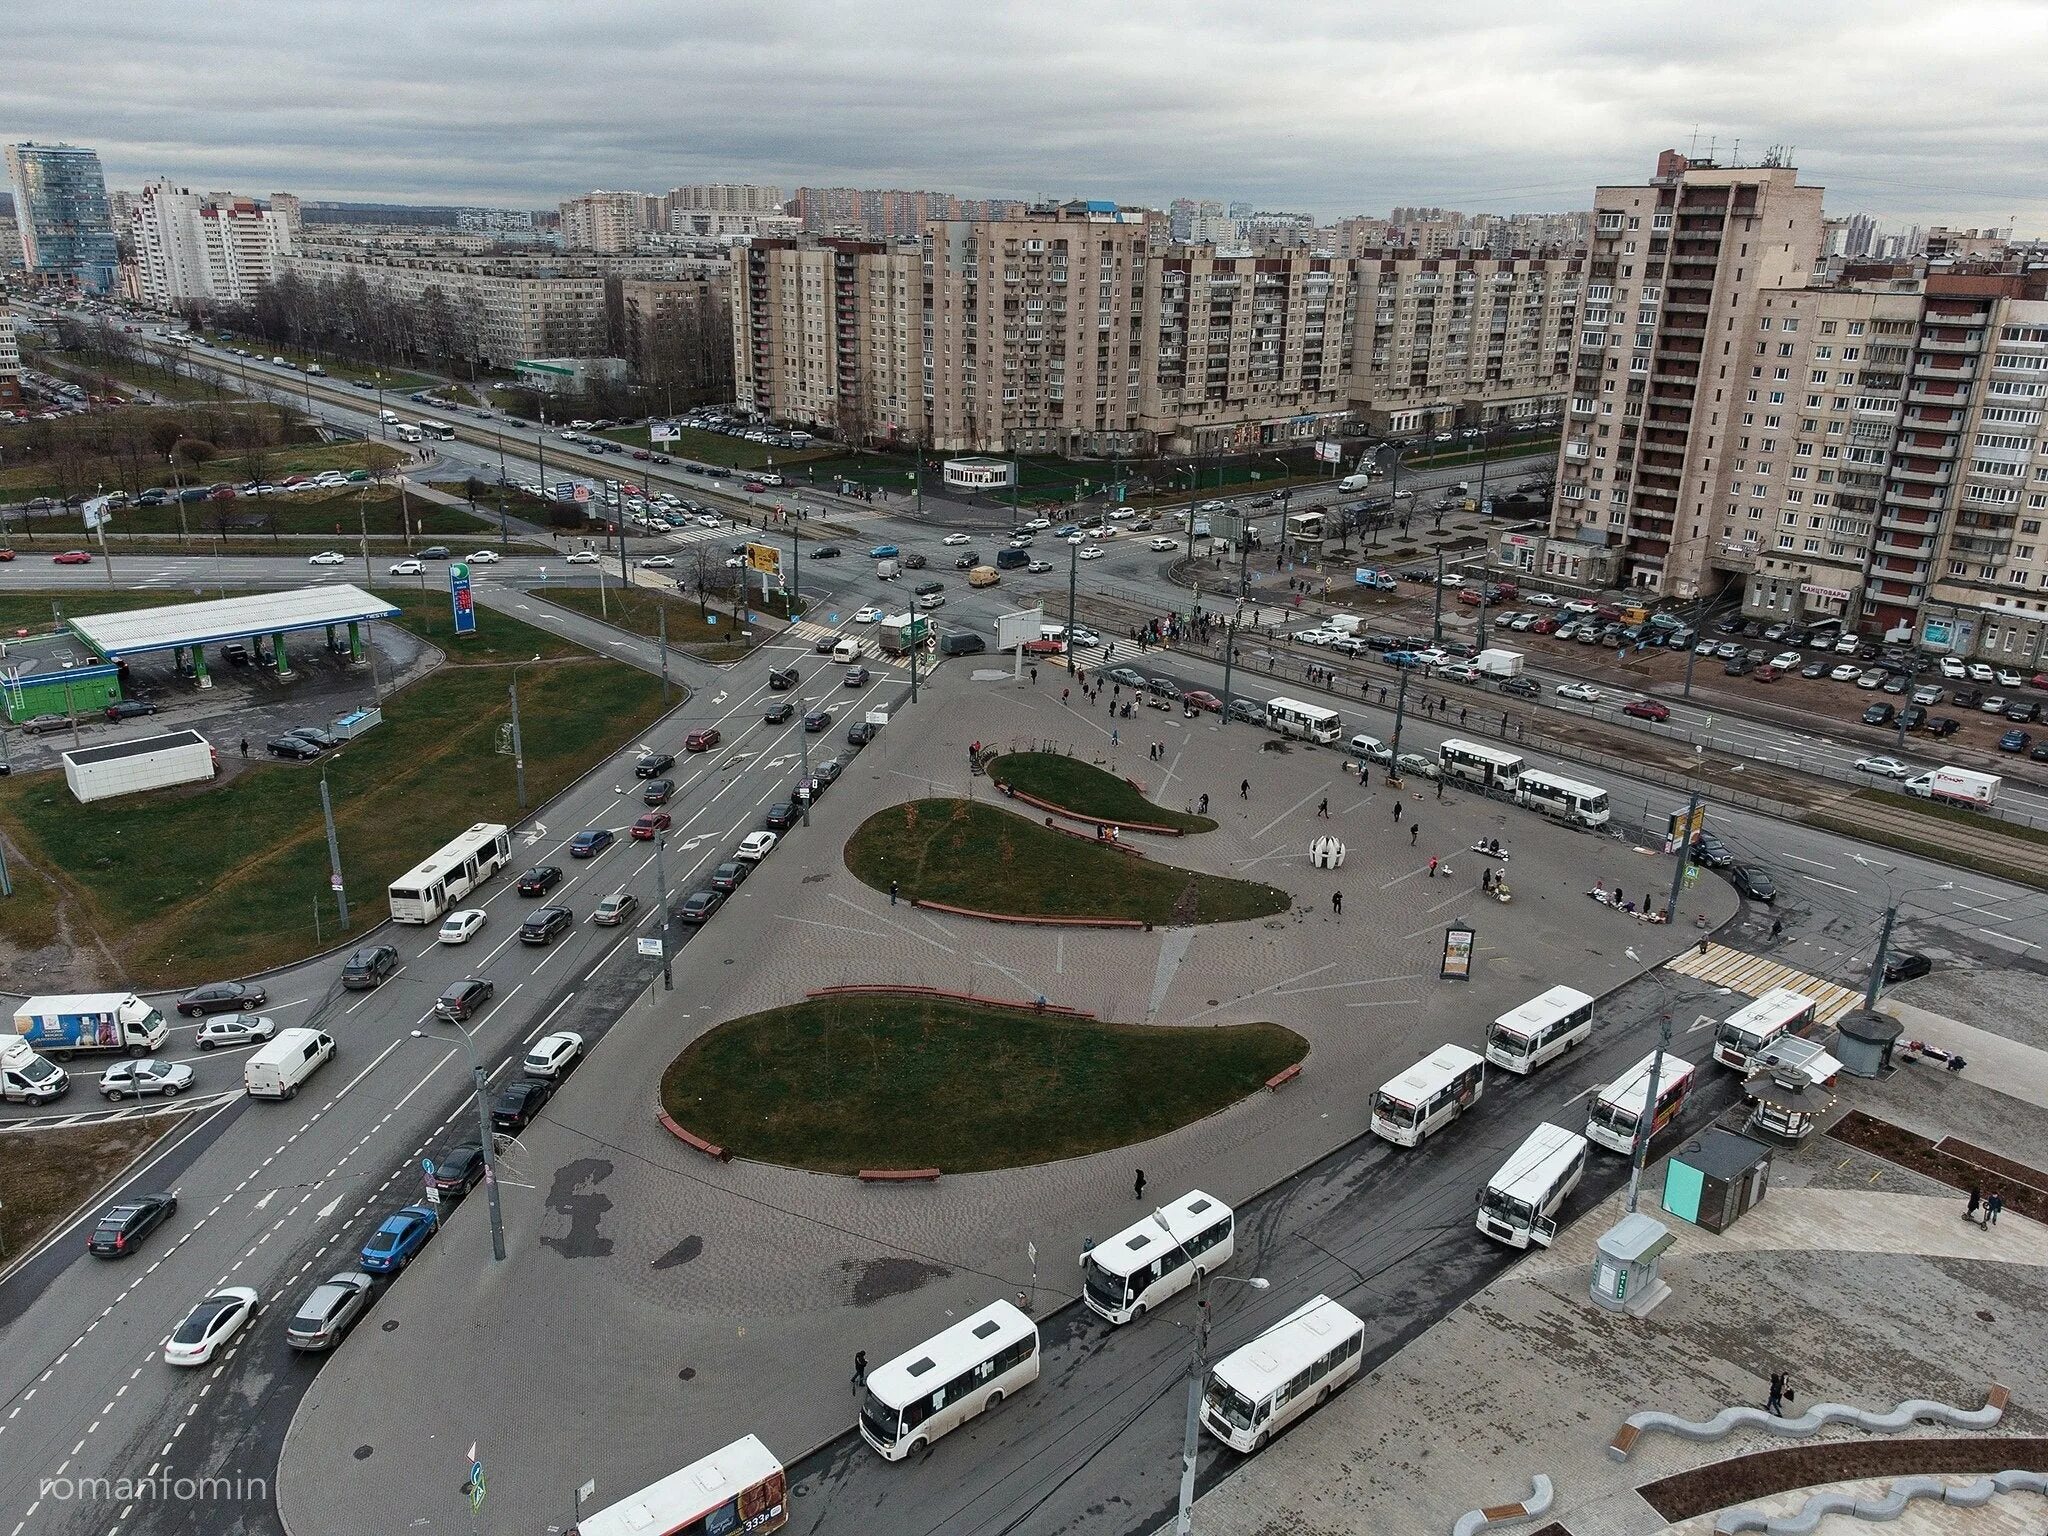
65,585,399,689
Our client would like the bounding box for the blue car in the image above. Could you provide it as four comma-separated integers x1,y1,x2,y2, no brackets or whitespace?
359,1205,438,1274
568,827,615,859
1385,650,1424,668
1055,524,1081,538
868,544,899,559
2000,728,2032,754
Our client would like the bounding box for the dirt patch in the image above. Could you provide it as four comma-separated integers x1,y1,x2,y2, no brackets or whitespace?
1828,1110,2048,1223
0,1116,184,1261
1639,1436,2048,1520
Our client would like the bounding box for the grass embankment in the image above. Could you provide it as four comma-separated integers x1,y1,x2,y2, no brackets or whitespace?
0,591,668,981
597,424,833,472
1851,786,2048,849
194,334,438,393
989,751,1215,833
845,799,1288,923
35,349,221,406
662,994,1306,1173
0,1117,183,1265
18,488,483,541
536,584,776,660
1,437,403,508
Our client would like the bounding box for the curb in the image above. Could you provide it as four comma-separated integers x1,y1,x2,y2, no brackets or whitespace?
910,898,1147,929
807,984,1093,1018
858,1168,941,1183
655,1111,730,1162
1002,784,1186,837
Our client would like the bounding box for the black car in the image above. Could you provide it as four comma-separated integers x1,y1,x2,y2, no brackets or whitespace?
813,757,845,788
811,545,842,558
954,552,979,569
848,720,876,746
642,778,675,806
765,700,795,725
1690,831,1734,869
1899,705,1927,732
176,980,267,1017
913,580,944,597
764,801,798,831
490,1077,556,1135
569,828,615,858
845,666,870,687
767,667,799,691
435,977,495,1022
1498,675,1539,698
104,698,161,721
1883,952,1932,984
516,864,562,896
815,635,839,654
1926,716,1961,738
89,1192,176,1258
340,944,399,990
520,905,573,944
1861,702,1895,726
267,735,321,760
709,860,750,893
1729,865,1777,903
429,1144,486,1195
674,888,724,925
635,751,675,778
803,709,831,732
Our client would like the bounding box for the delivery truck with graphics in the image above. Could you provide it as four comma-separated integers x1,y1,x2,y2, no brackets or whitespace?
14,993,169,1060
1901,766,1998,812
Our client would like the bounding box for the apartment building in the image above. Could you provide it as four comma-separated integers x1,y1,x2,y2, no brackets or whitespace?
613,274,735,406
730,237,921,443
1346,252,1581,435
0,305,23,406
558,191,650,253
132,179,296,308
670,184,782,214
5,141,119,291
1549,152,1827,599
268,192,302,241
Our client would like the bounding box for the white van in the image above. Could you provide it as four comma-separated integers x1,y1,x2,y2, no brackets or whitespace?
245,1028,335,1101
831,637,863,663
1337,472,1374,493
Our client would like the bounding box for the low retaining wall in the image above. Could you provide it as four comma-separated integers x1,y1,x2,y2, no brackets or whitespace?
1003,784,1185,837
858,1168,941,1183
1038,816,1148,856
911,898,1148,929
808,983,1095,1019
656,1111,730,1162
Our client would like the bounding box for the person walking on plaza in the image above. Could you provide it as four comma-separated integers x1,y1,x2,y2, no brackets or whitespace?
853,1351,867,1392
1965,1184,1982,1222
1411,821,1420,846
1134,1168,1146,1202
1428,855,1439,879
1988,1190,2003,1226
1766,1371,1786,1416
1318,796,1329,819
889,880,899,906
1331,890,1343,916
1393,801,1403,822
1240,778,1249,800
1435,777,1444,801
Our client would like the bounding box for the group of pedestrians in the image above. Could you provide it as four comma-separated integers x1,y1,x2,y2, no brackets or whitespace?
1964,1184,2006,1227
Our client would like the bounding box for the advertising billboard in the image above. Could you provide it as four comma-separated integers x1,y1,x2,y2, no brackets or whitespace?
745,543,784,577
449,562,476,636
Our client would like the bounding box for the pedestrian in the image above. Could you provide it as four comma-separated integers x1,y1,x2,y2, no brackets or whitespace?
1111,727,1119,747
239,737,249,759
853,1350,868,1391
1411,822,1420,846
1031,664,1039,684
1332,890,1343,915
1988,1191,2003,1226
1318,796,1329,819
1062,687,1070,706
1240,778,1249,800
1393,801,1403,822
1134,1168,1146,1202
1359,763,1370,787
1435,778,1445,801
1766,1371,1785,1416
889,880,899,906
1771,917,1784,939
1428,854,1439,878
1460,707,1468,726
1198,793,1209,814
1965,1184,1982,1222
1378,686,1388,705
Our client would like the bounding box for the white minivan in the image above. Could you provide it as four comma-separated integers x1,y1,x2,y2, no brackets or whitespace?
245,1028,336,1101
831,637,863,663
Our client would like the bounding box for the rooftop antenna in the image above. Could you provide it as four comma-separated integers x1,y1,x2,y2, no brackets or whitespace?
1730,138,1741,166
1688,124,1701,157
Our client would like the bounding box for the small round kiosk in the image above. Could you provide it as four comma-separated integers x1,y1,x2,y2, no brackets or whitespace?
1834,1008,1902,1078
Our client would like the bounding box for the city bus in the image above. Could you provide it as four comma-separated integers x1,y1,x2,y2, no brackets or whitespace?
569,1434,786,1536
1476,1122,1588,1248
1370,1043,1486,1147
1082,1189,1236,1325
393,423,423,444
1265,697,1341,744
1484,984,1595,1075
387,822,512,924
418,420,457,441
1712,987,1819,1071
1437,738,1525,791
1201,1294,1365,1453
1584,1050,1697,1154
1518,769,1612,828
859,1299,1038,1461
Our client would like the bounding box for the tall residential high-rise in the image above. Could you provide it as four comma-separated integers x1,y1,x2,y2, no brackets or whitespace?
1548,150,1826,599
558,191,649,252
0,303,23,406
267,192,303,240
5,141,119,291
670,184,782,214
131,179,295,308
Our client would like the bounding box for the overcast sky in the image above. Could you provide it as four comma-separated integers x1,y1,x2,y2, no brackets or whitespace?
8,0,2044,232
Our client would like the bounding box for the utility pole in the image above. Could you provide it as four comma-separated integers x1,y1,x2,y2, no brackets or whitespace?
441,1022,507,1263
651,831,676,991
508,673,527,811
1221,612,1238,721
657,605,670,708
1863,904,1897,1010
909,614,920,706
1680,591,1709,699
1065,538,1079,664
1010,448,1020,530
1664,788,1701,925
1623,1012,1673,1215
1432,546,1445,647
319,768,348,929
1390,667,1411,760
797,675,813,828
913,442,924,517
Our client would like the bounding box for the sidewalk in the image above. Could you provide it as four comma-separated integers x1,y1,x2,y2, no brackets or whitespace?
1880,997,2048,1113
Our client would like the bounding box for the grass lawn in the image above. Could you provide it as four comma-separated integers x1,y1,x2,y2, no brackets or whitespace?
0,588,667,982
845,799,1289,924
661,994,1306,1173
1,436,404,508
0,1116,184,1262
597,423,835,472
1852,787,2048,849
989,751,1215,832
538,584,776,659
196,333,439,393
34,349,220,406
15,488,485,541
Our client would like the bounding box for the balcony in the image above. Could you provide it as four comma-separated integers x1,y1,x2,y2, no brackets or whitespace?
1906,384,1971,408
1887,462,1950,487
1872,537,1934,560
1911,356,1976,384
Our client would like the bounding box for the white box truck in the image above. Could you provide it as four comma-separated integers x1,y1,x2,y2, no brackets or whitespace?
1902,766,1999,811
62,730,218,804
14,993,169,1060
1,1038,70,1104
1473,648,1525,680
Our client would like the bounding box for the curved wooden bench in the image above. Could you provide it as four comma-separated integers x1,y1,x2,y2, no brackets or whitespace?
859,1168,940,1183
1006,785,1185,836
1266,1063,1304,1091
657,1111,730,1162
911,899,1146,929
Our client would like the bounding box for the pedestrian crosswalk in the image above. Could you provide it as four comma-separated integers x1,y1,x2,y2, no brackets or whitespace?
783,618,929,673
1664,942,1864,1026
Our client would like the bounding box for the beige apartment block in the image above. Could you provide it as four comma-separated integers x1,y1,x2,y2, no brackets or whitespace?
1550,152,1826,600
559,190,648,253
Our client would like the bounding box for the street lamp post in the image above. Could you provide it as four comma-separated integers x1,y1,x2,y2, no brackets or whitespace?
416,1022,506,1262
1174,1272,1270,1535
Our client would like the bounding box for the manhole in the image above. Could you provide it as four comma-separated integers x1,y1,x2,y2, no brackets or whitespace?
354,1446,373,1461
678,1367,696,1381
381,1319,400,1331
1977,1309,1996,1323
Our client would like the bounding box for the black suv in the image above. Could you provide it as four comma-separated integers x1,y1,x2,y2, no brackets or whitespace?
268,735,321,760
636,750,675,778
341,944,399,990
176,980,267,1017
767,667,799,691
491,1077,556,1134
764,802,798,831
520,905,573,945
435,977,495,1022
89,1193,177,1258
765,701,795,725
516,865,562,896
429,1144,486,1195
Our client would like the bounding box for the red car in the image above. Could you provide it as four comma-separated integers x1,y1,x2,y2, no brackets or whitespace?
0,549,15,562
631,811,672,840
742,480,766,492
52,550,92,565
630,450,652,461
1022,637,1065,656
685,728,721,752
1456,589,1482,606
1621,699,1670,722
1184,690,1222,712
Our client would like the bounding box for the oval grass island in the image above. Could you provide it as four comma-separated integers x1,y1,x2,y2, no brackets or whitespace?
987,750,1217,833
844,798,1288,924
660,992,1308,1173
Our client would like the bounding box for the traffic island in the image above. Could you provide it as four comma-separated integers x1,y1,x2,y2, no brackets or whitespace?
844,798,1285,925
658,992,1306,1174
986,750,1215,833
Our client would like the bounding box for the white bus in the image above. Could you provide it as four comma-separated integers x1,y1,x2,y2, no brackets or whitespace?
1518,769,1612,828
1265,696,1342,744
1201,1294,1365,1453
1437,737,1524,790
1082,1190,1236,1325
570,1434,787,1536
1585,1051,1696,1155
1485,984,1595,1075
1370,1044,1486,1147
1712,987,1818,1072
859,1299,1038,1461
1476,1122,1588,1248
420,420,456,441
393,423,424,443
387,822,512,923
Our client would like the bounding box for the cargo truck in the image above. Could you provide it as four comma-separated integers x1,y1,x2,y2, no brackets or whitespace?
877,615,925,658
62,730,218,804
14,993,169,1060
1901,766,1999,811
1,1038,70,1104
1473,648,1526,680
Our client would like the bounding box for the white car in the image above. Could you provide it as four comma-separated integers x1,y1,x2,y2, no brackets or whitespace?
566,550,600,565
1967,662,1995,683
1834,634,1861,653
1770,651,1802,670
1854,755,1911,779
468,550,500,564
1293,629,1341,646
1997,668,2024,688
1149,537,1178,551
195,1014,278,1050
1027,560,1052,573
389,559,424,576
164,1287,260,1367
1556,681,1602,702
1829,663,1862,682
695,514,722,528
1525,593,1561,607
1438,662,1480,683
1078,547,1105,560
307,550,346,566
1108,508,1135,520
99,1059,195,1101
917,592,947,609
522,1030,585,1079
641,554,676,569
1021,518,1052,531
942,533,971,545
1438,573,1466,588
1939,656,1967,679
1070,627,1102,648
438,909,487,945
854,607,883,624
1066,532,1087,543
735,830,778,862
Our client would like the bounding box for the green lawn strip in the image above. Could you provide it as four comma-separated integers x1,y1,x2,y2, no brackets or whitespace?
537,584,770,654
845,799,1287,923
0,1117,183,1261
661,994,1306,1173
196,334,438,392
596,423,833,472
35,350,219,405
988,751,1214,833
1849,786,2048,849
1,436,402,504
19,489,486,540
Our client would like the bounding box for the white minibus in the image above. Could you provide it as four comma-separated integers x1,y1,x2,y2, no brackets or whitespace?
1265,697,1341,744
1437,738,1524,790
1370,1044,1485,1147
1584,1051,1696,1154
1484,985,1594,1074
1081,1190,1236,1324
1712,988,1818,1071
1476,1122,1587,1248
569,1434,786,1536
1518,770,1612,828
1201,1294,1366,1453
859,1299,1038,1461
